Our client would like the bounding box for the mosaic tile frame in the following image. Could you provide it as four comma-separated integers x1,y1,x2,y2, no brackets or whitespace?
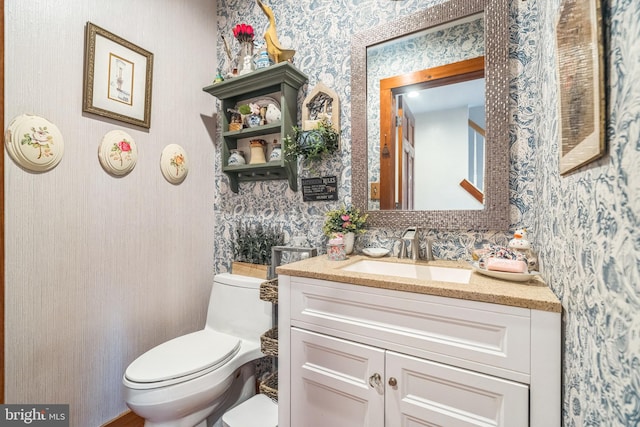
351,0,510,230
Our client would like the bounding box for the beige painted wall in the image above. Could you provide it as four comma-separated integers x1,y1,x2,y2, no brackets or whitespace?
4,1,218,425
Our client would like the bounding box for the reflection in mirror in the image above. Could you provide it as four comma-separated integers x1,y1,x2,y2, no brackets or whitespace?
398,77,485,210
367,14,484,211
376,59,485,211
351,0,510,230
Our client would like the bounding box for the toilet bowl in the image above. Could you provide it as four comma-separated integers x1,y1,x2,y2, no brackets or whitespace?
123,273,273,427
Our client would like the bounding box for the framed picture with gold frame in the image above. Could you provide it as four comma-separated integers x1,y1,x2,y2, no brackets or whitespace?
83,22,153,128
556,0,605,175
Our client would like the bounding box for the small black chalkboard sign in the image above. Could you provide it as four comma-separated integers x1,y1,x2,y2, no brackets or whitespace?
302,176,339,202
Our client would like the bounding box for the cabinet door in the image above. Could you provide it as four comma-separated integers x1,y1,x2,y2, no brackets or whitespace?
385,351,529,427
291,327,385,427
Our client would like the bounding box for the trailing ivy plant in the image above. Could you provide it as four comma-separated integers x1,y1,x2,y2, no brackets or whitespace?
233,221,285,265
283,118,340,163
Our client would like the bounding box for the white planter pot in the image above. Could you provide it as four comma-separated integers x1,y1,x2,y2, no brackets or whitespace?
344,232,355,254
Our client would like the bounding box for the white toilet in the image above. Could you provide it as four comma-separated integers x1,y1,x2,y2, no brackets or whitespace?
222,394,277,427
123,273,273,427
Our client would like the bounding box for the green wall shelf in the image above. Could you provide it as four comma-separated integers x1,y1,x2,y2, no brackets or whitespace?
203,62,308,193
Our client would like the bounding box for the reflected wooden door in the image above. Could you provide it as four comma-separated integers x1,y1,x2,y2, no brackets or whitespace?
398,97,415,210
378,57,485,211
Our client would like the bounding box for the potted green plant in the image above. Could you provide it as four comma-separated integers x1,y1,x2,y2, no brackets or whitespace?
237,104,252,116
322,205,368,254
283,118,340,163
233,221,285,278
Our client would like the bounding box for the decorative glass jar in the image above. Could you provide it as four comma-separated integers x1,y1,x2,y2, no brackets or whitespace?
327,243,346,261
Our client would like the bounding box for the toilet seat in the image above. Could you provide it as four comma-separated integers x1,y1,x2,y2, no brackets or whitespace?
125,329,241,389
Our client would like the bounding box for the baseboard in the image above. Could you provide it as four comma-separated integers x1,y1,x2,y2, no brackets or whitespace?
101,410,144,427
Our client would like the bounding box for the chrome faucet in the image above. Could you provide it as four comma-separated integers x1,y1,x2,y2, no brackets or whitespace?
399,227,419,260
398,227,435,261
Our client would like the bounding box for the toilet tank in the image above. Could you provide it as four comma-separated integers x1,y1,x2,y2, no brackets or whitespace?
206,273,273,341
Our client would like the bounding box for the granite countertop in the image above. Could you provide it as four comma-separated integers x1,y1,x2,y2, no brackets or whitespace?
276,255,561,312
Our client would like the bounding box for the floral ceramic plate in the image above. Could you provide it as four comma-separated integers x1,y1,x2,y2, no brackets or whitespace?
98,130,138,176
244,96,280,111
470,262,539,282
160,144,189,184
239,96,281,124
363,247,390,258
5,114,64,172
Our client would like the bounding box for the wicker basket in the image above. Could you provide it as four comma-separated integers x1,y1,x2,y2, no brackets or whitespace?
260,327,278,357
259,371,278,401
259,279,278,303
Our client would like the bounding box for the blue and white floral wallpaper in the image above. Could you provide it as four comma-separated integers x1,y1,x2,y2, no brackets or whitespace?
213,1,639,425
531,1,640,425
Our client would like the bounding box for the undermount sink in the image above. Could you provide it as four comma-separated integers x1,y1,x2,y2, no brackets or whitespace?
340,260,471,284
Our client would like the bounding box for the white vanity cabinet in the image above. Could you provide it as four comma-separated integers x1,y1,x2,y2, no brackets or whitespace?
278,275,560,427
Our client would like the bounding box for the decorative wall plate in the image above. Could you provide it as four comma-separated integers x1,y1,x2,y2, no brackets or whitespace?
160,144,189,184
5,114,65,172
98,130,138,176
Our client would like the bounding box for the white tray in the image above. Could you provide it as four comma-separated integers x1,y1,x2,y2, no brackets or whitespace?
470,262,539,282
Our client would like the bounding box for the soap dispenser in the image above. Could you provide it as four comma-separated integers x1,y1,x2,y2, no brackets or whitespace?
508,229,538,271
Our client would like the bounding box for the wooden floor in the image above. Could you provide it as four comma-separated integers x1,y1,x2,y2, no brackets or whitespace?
102,411,144,427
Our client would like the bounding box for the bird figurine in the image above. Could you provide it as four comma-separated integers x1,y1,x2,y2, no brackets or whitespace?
256,0,296,64
508,228,531,251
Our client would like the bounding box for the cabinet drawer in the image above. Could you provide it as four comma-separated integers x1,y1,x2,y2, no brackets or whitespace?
290,278,531,378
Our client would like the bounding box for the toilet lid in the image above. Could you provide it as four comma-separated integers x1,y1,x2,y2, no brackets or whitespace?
125,329,241,384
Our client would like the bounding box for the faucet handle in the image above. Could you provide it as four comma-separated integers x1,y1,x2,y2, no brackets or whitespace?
424,238,434,261
397,239,407,258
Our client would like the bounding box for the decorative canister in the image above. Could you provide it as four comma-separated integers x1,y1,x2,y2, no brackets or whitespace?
228,149,246,166
269,142,282,162
249,139,267,164
246,114,262,128
327,236,346,261
255,49,272,69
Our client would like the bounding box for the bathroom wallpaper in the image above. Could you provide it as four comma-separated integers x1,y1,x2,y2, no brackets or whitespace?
213,1,640,425
214,0,514,271
531,0,640,425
